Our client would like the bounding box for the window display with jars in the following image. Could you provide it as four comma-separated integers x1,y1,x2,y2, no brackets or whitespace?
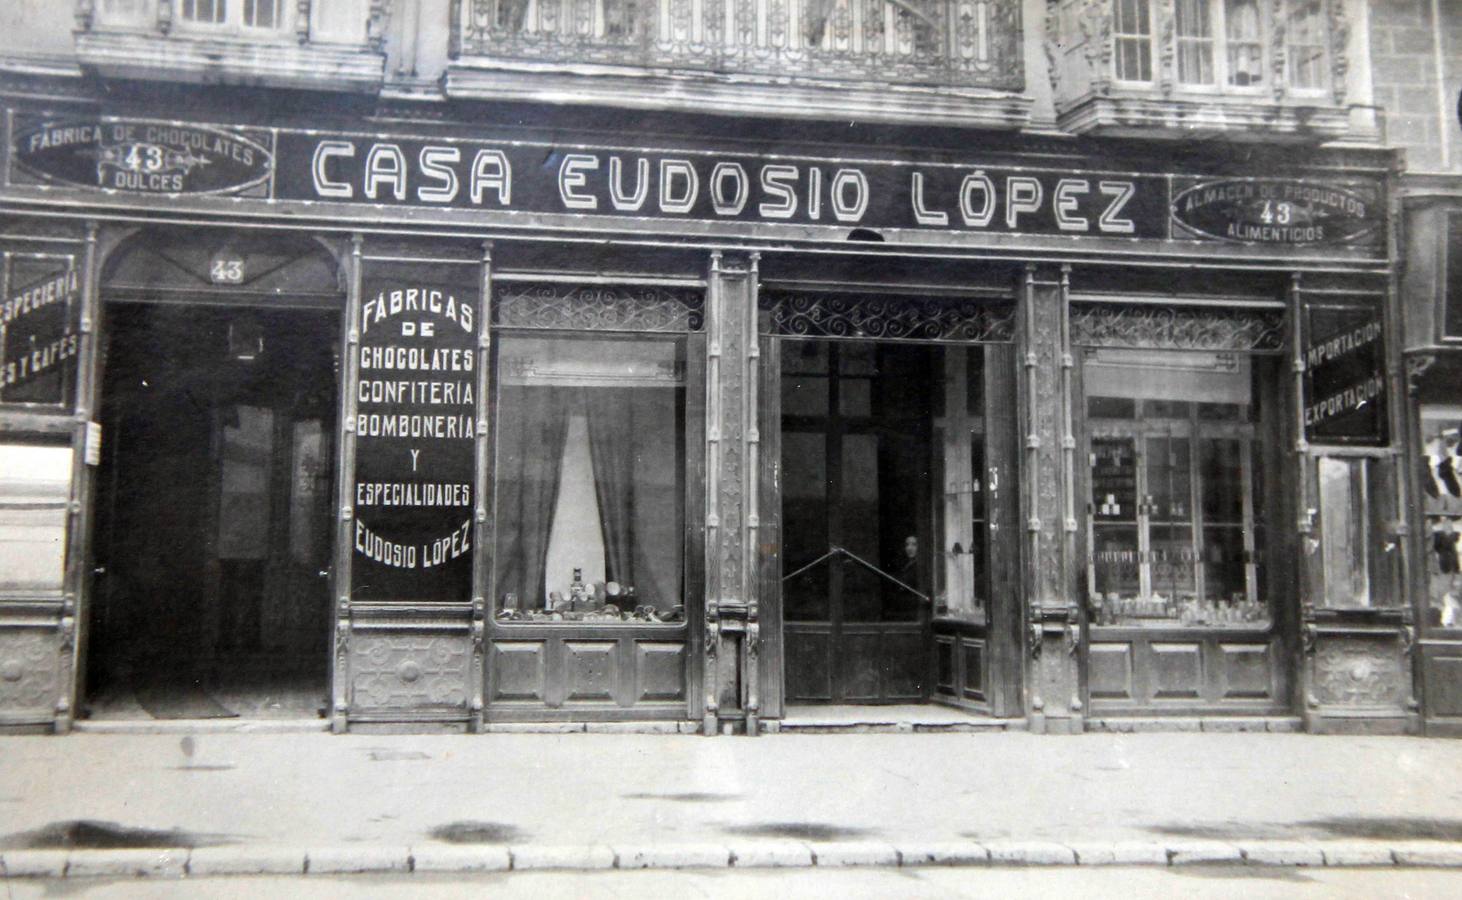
1084,349,1277,628
491,334,687,626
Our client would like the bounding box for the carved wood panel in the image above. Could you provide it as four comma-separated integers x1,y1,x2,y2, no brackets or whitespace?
0,628,61,715
348,633,471,711
1313,638,1405,708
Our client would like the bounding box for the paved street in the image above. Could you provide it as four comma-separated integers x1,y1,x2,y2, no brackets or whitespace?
7,866,1462,899
2,729,1461,892
4,730,1462,849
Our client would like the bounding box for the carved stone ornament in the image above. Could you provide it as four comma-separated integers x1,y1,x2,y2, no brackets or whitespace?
1313,640,1404,707
1043,0,1061,93
368,0,393,52
493,283,704,332
760,292,1015,342
1069,303,1285,352
1328,0,1349,105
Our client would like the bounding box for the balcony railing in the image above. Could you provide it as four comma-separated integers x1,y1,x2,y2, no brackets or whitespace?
453,0,1024,91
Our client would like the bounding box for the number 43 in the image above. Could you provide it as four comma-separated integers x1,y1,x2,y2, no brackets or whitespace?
1260,200,1292,225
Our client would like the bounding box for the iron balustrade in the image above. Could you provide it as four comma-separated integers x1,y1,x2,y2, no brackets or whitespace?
456,0,1024,90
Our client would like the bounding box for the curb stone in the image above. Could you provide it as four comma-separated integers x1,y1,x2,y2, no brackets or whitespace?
0,850,70,878
186,846,306,876
1321,842,1397,867
1065,841,1169,866
409,845,512,873
808,841,900,867
306,846,411,875
893,841,990,866
63,848,188,879
985,841,1077,865
1237,841,1327,867
509,845,616,870
1391,844,1462,867
4,840,1462,878
1167,841,1245,865
612,844,731,869
727,840,814,868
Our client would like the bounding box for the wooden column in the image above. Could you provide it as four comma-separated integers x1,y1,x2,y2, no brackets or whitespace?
1019,265,1082,734
703,251,761,735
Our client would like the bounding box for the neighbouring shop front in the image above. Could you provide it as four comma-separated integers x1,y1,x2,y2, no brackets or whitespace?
0,99,1417,735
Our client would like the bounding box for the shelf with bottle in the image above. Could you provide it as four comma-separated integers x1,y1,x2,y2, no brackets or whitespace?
1091,592,1269,628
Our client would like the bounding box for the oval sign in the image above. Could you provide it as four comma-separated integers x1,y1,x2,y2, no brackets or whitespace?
13,119,272,195
1171,179,1379,247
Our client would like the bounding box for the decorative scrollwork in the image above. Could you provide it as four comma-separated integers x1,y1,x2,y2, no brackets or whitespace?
458,0,1024,90
493,283,704,332
1069,303,1284,352
760,292,1015,342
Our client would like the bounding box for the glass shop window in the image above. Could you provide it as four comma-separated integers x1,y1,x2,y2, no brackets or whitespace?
932,347,989,623
1085,350,1272,628
492,334,685,625
1420,408,1462,630
0,442,72,592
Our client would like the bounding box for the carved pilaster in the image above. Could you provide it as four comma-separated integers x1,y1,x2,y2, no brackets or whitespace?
1269,0,1287,100
703,251,760,735
296,0,311,44
156,0,172,35
368,0,392,52
1043,0,1062,94
75,0,94,32
1157,0,1175,96
1020,266,1081,734
1328,0,1349,105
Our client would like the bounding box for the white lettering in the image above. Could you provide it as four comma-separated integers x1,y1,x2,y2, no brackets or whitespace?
608,156,649,211
659,159,698,214
711,162,749,216
1054,179,1090,232
417,146,460,203
911,172,949,226
1005,176,1043,228
312,140,355,199
364,143,407,201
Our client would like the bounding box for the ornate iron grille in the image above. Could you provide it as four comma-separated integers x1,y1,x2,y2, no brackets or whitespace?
1069,303,1285,353
458,0,1024,90
760,291,1015,342
493,282,705,332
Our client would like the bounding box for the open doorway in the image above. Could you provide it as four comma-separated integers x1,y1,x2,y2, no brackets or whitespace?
85,304,337,720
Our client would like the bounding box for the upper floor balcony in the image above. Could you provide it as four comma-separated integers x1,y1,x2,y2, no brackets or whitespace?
74,1,388,93
1047,0,1357,142
445,0,1032,129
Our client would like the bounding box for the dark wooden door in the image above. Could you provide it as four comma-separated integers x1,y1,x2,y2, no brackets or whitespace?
782,342,932,704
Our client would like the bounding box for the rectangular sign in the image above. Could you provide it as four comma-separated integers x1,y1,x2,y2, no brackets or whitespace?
273,131,1168,239
5,112,1388,250
1,265,82,406
351,269,481,602
1302,304,1389,446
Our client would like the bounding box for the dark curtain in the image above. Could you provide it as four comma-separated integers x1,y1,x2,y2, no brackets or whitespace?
586,386,682,609
587,389,637,590
494,386,571,609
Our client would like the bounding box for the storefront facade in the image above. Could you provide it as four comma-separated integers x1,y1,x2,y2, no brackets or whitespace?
0,0,1421,736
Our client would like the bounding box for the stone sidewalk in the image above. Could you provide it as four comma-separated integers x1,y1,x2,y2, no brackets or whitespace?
2,729,1461,879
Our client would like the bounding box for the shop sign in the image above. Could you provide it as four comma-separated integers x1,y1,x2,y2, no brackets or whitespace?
1171,178,1380,248
1302,305,1388,446
272,132,1169,238
1,267,81,406
12,118,272,195
351,279,479,602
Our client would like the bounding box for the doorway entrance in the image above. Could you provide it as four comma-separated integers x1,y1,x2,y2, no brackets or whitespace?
86,303,338,720
777,337,1020,709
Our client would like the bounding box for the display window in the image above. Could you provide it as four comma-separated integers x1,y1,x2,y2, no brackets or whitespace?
491,333,687,625
1421,406,1462,631
1084,349,1275,628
